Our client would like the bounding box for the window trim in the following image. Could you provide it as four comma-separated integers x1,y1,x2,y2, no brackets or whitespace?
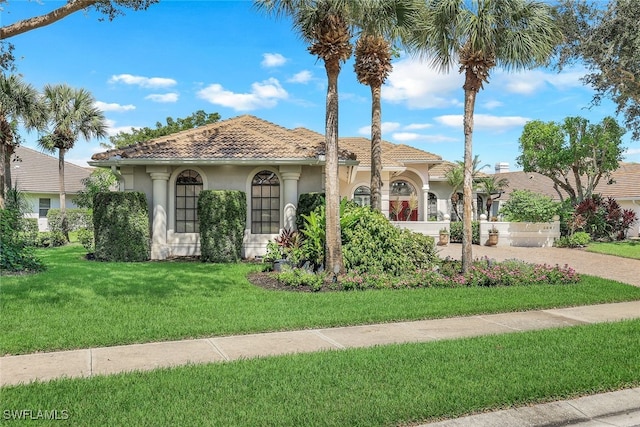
250,169,281,235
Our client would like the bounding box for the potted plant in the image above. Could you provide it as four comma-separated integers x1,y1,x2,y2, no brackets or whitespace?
438,227,450,246
487,227,499,246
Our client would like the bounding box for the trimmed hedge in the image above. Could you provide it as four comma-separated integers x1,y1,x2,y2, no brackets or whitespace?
0,209,44,273
449,220,480,244
47,208,92,233
93,192,150,262
18,218,39,247
198,190,246,263
296,192,325,231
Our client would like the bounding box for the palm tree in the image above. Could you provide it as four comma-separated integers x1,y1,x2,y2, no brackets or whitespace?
0,74,46,208
445,155,487,221
478,175,509,217
38,84,107,238
407,0,560,272
353,0,421,212
256,0,357,275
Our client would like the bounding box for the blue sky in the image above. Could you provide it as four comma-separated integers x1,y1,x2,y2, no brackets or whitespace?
4,0,639,170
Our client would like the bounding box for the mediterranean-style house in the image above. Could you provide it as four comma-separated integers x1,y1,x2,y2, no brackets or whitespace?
11,146,92,231
493,162,640,237
90,115,471,259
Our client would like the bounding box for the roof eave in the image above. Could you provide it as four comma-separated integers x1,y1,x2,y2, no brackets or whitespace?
89,157,359,167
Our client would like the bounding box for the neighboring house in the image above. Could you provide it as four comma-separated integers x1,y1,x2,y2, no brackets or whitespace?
90,114,463,260
11,146,92,231
493,163,640,237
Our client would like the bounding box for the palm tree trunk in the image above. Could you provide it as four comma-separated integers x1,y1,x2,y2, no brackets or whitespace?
370,84,383,212
462,82,478,274
0,141,5,209
324,59,344,276
58,147,69,240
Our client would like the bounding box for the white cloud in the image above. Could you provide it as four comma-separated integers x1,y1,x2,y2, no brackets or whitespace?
288,70,313,84
94,101,135,112
435,114,530,131
383,57,464,109
357,122,401,136
197,78,288,111
145,93,179,103
392,132,457,143
482,100,503,110
498,66,586,95
104,119,138,137
261,53,287,68
404,123,433,130
109,74,177,89
625,147,640,156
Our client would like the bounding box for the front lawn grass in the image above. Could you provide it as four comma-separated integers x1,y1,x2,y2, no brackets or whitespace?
2,245,640,355
3,320,640,426
586,240,640,259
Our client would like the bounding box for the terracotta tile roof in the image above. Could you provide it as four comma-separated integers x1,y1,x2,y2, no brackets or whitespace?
11,146,91,194
497,163,640,201
92,115,443,169
93,115,347,162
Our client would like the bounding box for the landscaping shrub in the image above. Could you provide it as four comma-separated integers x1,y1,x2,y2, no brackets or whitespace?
0,208,44,274
77,228,95,253
198,190,246,263
449,221,479,244
94,192,149,262
500,190,559,222
17,218,38,247
296,192,325,231
276,266,325,291
34,231,67,248
555,231,591,248
572,195,638,241
47,208,92,234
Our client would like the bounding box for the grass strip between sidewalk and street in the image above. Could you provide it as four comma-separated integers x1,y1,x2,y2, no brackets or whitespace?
2,245,640,355
2,320,640,426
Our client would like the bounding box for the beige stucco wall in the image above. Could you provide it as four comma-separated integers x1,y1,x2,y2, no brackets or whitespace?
22,192,80,231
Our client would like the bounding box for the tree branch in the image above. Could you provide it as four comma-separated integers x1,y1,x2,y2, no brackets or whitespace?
0,0,98,39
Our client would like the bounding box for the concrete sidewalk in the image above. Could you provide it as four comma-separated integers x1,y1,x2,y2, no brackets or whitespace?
2,301,639,388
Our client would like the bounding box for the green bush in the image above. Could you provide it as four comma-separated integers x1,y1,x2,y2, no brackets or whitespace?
555,231,591,248
0,208,45,274
198,190,246,263
94,192,150,262
17,218,39,247
296,192,325,231
77,228,95,253
276,266,325,291
449,221,480,244
500,190,559,222
47,208,92,234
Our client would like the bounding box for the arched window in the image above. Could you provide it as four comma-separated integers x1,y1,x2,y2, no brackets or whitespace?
251,170,280,234
427,193,438,220
390,180,418,221
353,186,370,207
176,169,203,233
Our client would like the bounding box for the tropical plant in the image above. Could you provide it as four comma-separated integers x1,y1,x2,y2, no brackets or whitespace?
445,156,487,221
38,84,107,239
256,0,359,275
352,0,421,211
75,168,118,209
0,74,46,208
406,0,561,272
477,175,509,217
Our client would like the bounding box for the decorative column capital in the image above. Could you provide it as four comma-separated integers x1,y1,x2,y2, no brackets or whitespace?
150,172,170,181
281,171,301,181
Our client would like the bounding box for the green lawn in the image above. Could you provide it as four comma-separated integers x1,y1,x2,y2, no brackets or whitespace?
2,245,640,355
586,240,640,260
2,320,639,426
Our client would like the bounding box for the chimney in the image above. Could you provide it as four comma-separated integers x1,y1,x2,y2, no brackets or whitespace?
495,162,509,174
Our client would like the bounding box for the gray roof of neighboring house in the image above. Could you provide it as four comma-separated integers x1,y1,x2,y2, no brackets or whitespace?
495,163,640,201
11,146,91,194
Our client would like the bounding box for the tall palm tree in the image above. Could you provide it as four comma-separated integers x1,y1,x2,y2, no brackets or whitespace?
353,0,421,212
478,175,509,217
256,0,357,275
38,84,107,238
0,74,46,208
407,0,560,272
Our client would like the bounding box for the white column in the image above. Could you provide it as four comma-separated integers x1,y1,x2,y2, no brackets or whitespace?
381,171,391,218
149,171,170,260
421,184,430,221
280,166,301,230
